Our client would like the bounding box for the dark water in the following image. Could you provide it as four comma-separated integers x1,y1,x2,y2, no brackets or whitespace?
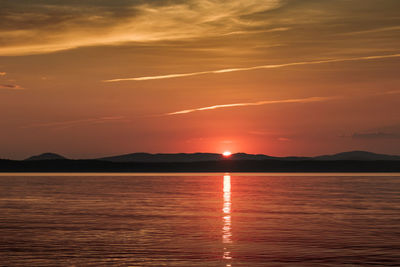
0,173,399,266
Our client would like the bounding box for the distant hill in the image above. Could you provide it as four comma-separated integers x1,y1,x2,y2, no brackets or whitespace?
98,153,224,162
314,151,400,161
96,151,400,162
25,153,67,161
1,150,399,172
21,151,400,162
97,152,282,162
230,153,277,161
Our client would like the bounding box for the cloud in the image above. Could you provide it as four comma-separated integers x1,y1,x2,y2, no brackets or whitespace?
343,124,400,140
104,53,400,82
351,132,400,139
0,72,6,76
340,26,400,36
1,1,400,57
349,123,400,139
0,0,283,56
22,116,127,129
248,131,274,136
0,84,23,90
221,27,290,36
165,96,336,116
163,88,398,116
377,89,400,95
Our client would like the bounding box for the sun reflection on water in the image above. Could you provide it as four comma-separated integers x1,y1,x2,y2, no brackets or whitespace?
223,174,232,265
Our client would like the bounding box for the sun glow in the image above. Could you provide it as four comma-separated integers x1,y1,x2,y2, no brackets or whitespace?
223,151,232,157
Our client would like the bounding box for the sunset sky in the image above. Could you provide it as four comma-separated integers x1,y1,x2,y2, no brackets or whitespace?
1,0,400,159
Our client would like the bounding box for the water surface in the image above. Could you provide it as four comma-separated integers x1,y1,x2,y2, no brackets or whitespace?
0,173,399,266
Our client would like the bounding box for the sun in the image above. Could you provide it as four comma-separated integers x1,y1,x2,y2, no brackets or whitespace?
222,151,232,157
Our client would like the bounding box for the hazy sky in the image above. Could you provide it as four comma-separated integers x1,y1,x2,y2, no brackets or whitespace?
1,0,400,159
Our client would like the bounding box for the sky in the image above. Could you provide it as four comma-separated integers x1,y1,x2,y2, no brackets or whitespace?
1,0,400,159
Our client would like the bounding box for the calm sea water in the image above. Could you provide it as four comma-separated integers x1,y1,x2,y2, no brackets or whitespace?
0,173,399,266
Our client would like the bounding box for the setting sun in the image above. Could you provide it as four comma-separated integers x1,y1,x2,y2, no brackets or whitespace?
223,151,232,157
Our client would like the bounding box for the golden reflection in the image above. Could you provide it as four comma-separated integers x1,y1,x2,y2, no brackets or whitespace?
223,174,232,265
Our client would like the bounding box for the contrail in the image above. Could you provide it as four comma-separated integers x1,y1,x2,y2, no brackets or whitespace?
103,53,400,82
164,89,400,116
166,96,337,115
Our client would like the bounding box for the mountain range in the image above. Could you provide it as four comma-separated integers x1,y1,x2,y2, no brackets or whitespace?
23,151,400,162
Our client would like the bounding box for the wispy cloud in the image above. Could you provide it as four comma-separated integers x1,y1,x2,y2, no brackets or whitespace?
164,88,400,116
248,130,275,136
351,132,400,139
0,84,23,90
104,53,400,82
1,1,400,56
0,0,283,56
22,116,127,129
166,96,336,116
221,27,290,36
340,26,400,36
344,123,400,140
377,89,400,95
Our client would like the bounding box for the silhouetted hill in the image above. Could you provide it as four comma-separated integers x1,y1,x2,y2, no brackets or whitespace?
20,151,400,162
314,151,400,161
98,152,296,162
0,151,396,173
230,153,277,160
98,153,224,162
96,151,399,162
25,153,67,161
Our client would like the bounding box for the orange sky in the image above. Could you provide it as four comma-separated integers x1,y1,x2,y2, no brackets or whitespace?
1,0,400,159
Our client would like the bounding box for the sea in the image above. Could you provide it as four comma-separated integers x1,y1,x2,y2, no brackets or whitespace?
0,173,399,266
